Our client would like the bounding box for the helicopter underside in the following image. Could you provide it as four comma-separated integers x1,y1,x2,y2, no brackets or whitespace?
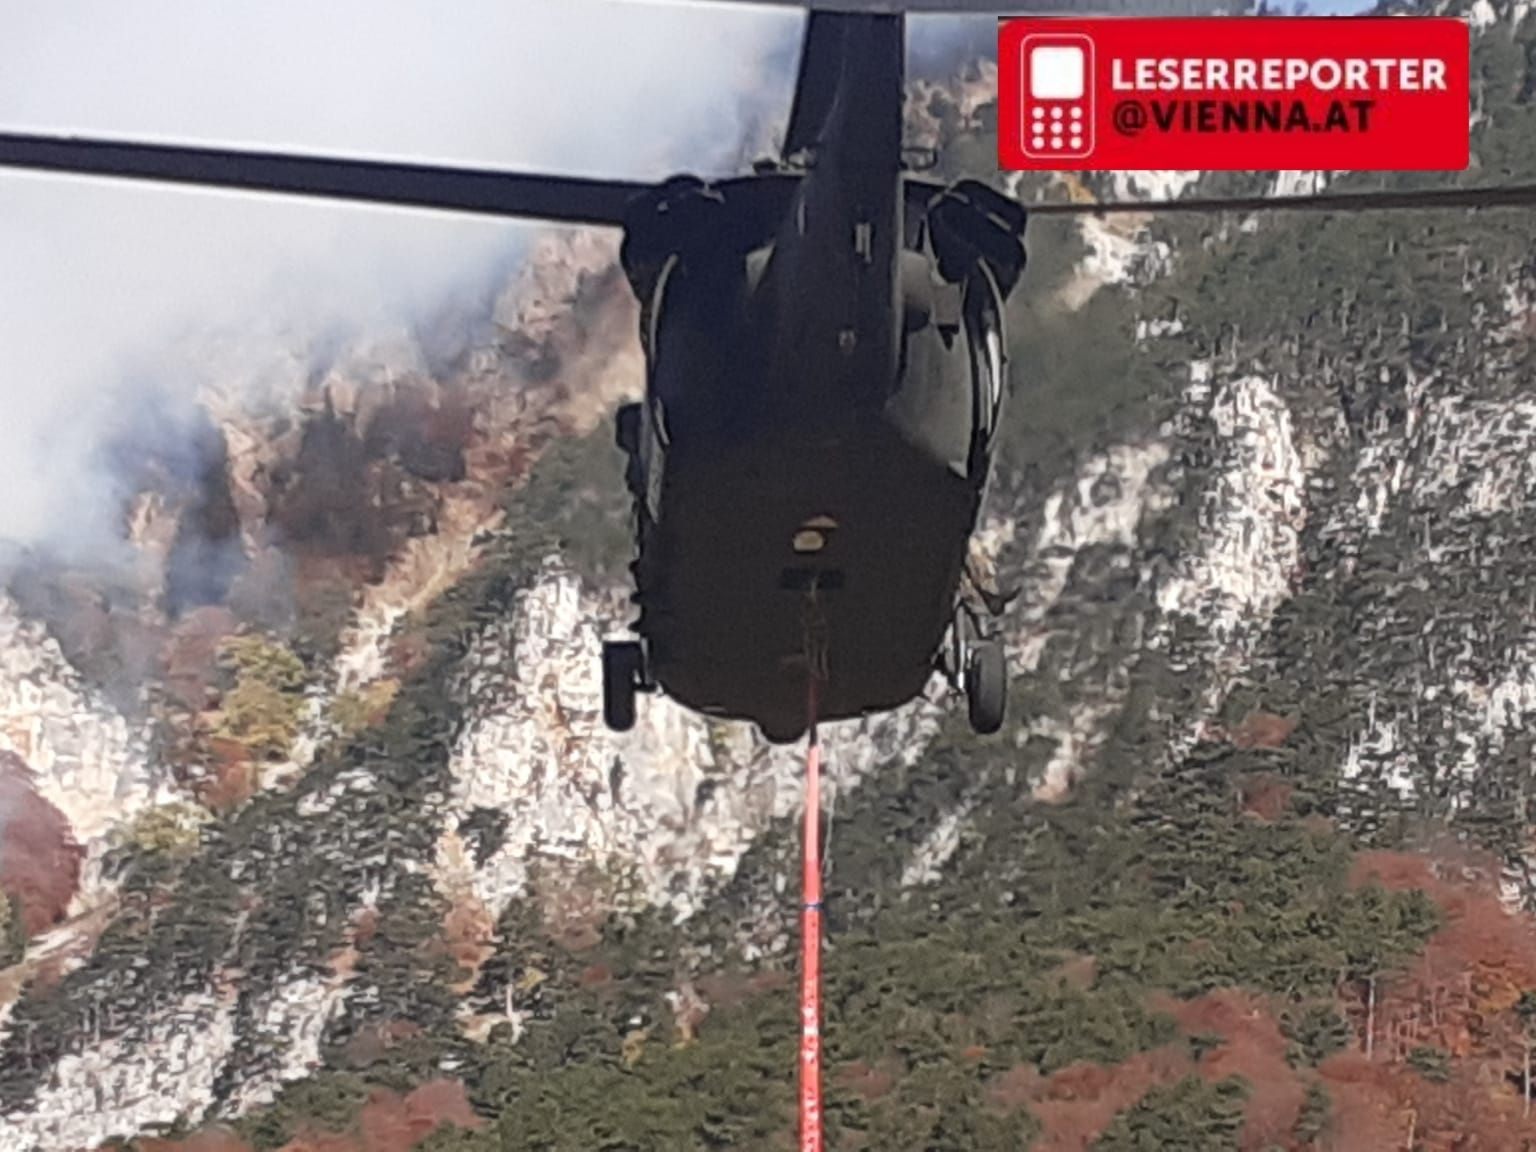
604,176,1022,740
629,410,980,742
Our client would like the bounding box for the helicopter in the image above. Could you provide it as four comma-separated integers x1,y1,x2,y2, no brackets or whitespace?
4,0,1536,747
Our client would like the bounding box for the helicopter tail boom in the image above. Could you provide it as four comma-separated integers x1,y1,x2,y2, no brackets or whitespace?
762,11,906,413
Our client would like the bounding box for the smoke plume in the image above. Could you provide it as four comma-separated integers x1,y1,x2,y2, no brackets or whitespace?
0,0,803,563
0,3,1023,563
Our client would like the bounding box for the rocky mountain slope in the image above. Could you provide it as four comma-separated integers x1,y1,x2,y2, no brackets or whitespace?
1,3,1535,1148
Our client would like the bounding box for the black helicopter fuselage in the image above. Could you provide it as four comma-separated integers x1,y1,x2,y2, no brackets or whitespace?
611,12,1025,741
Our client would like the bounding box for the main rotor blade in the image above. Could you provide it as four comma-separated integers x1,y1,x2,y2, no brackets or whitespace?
0,132,652,226
1019,183,1536,215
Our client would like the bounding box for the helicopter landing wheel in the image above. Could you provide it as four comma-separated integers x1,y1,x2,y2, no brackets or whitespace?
603,641,646,732
965,637,1007,736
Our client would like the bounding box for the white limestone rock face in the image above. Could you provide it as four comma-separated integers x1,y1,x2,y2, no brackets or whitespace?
1005,441,1174,803
0,870,368,1152
434,557,948,924
1011,441,1173,676
1109,171,1201,203
1330,387,1536,814
1067,218,1174,307
1270,171,1330,198
0,960,355,1152
221,970,354,1116
904,366,1308,844
0,593,169,907
0,991,237,1152
1149,374,1306,747
1010,373,1304,803
901,803,974,888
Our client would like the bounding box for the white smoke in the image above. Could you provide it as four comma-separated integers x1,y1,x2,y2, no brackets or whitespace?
0,0,1036,566
0,0,803,559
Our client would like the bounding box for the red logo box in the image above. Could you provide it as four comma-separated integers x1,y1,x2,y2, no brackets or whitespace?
998,17,1470,171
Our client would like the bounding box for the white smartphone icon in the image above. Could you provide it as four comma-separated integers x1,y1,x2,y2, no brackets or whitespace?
1021,35,1093,160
